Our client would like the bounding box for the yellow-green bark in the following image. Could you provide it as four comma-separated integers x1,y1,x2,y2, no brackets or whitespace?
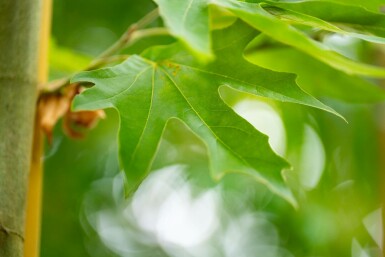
0,1,42,256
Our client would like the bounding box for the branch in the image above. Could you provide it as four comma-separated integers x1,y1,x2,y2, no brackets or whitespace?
44,55,131,92
0,1,40,255
42,8,166,93
93,8,159,61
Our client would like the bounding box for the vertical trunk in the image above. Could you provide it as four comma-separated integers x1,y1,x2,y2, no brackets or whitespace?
24,0,52,256
0,0,42,256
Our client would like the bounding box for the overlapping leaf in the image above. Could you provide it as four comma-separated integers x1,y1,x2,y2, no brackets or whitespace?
262,4,385,45
155,0,385,77
213,0,385,77
267,0,385,35
72,23,339,204
245,37,385,103
154,0,212,58
320,0,384,12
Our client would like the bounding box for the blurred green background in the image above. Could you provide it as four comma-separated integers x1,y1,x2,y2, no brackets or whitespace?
42,0,384,256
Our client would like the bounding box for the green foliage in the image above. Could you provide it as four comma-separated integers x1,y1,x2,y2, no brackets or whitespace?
215,0,385,77
72,22,338,204
154,0,212,58
245,42,385,102
42,0,385,256
70,0,385,204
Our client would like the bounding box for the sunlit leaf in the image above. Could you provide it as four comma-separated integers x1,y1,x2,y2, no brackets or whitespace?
267,0,385,37
212,0,385,77
264,4,385,45
245,37,385,103
72,23,341,204
321,0,384,12
209,5,237,30
154,0,213,58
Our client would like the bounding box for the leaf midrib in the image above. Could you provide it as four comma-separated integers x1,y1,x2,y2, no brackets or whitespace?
159,66,285,170
172,62,309,106
182,0,195,28
78,66,152,108
128,68,156,168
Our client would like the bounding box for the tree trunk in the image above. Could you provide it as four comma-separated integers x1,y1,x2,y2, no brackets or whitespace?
0,1,42,256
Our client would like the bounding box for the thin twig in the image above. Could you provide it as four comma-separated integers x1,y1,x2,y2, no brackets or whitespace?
87,28,168,71
86,54,131,71
43,55,131,92
124,27,170,49
89,8,159,65
42,8,161,93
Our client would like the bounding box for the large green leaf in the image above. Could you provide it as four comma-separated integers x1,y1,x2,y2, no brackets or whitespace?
72,23,338,204
212,0,385,77
154,0,212,58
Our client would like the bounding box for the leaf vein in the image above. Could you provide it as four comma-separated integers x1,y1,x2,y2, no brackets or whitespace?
159,66,271,169
128,67,156,168
174,63,296,102
85,66,151,107
182,0,195,29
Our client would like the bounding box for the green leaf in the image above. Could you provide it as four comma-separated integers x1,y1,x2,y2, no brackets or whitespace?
245,36,385,103
209,5,237,30
321,0,384,12
72,22,341,205
212,0,385,77
267,0,385,37
263,4,385,45
154,0,213,59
